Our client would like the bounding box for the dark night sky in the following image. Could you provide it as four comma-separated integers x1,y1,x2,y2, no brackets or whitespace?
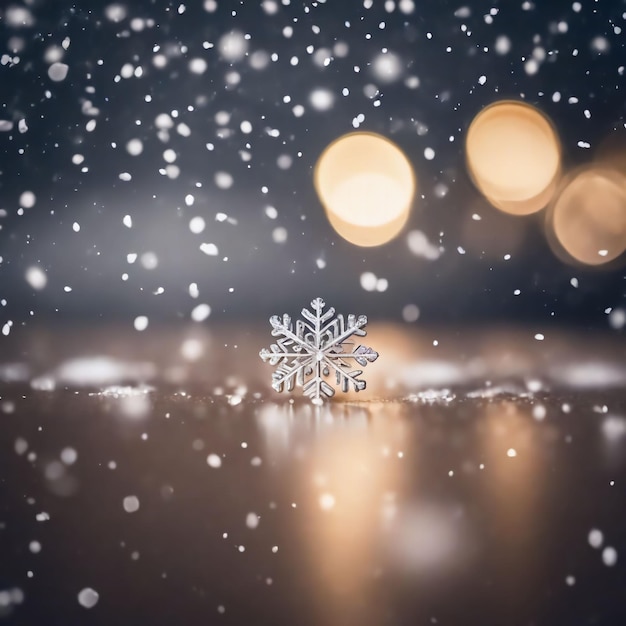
0,0,625,328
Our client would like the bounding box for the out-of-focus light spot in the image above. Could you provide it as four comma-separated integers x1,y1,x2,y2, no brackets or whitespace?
272,227,287,243
609,308,625,329
189,216,205,234
181,338,204,361
19,191,36,208
25,266,47,290
550,168,626,265
602,546,618,566
590,36,610,54
506,448,517,457
78,587,99,609
189,58,207,74
246,512,260,528
588,528,604,548
360,272,378,292
60,447,78,465
200,242,218,256
494,35,511,55
191,303,211,322
207,453,222,468
466,101,561,215
319,493,336,510
534,333,545,341
123,495,140,513
126,138,143,156
48,62,69,82
402,304,420,322
215,171,234,189
134,316,149,331
406,230,441,260
315,132,416,246
218,31,248,62
371,51,403,82
309,88,335,111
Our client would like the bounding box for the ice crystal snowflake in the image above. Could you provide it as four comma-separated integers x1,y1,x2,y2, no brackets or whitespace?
259,297,379,404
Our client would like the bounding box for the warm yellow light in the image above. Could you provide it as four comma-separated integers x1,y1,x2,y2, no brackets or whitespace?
466,101,561,215
314,132,416,246
550,167,626,265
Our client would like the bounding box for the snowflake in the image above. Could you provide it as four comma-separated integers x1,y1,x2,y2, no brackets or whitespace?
259,297,379,403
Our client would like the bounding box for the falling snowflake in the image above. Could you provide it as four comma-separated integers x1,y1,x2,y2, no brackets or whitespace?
259,297,378,404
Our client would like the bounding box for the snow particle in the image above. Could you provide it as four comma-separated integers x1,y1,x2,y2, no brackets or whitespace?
215,171,234,189
25,266,47,290
189,216,206,234
402,304,420,323
309,89,335,111
588,528,603,548
272,227,288,244
123,495,140,513
78,587,99,609
200,243,219,256
246,512,260,529
48,62,69,82
207,454,222,468
19,191,36,208
602,546,618,567
218,31,248,62
133,316,149,332
126,139,143,156
191,303,211,322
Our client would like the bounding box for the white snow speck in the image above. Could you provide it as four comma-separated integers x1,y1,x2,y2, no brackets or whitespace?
133,316,149,332
123,215,132,228
506,448,517,458
126,139,143,156
61,447,78,465
402,304,420,323
191,303,211,322
246,513,260,529
19,191,36,208
200,243,219,256
78,587,99,609
218,31,248,62
424,147,435,160
189,216,206,234
602,546,618,566
215,171,233,189
534,333,545,341
123,495,140,513
309,88,335,111
48,62,69,82
25,266,47,290
360,272,378,292
272,227,287,243
207,454,222,468
588,528,603,549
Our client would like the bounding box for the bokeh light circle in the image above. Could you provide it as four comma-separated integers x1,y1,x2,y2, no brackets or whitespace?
466,101,561,215
314,132,416,247
550,167,626,265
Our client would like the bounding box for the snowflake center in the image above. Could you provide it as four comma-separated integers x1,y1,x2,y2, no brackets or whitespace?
316,350,325,362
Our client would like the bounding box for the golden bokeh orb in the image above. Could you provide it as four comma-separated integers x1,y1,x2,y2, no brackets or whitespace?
314,132,416,246
550,167,626,265
466,101,561,215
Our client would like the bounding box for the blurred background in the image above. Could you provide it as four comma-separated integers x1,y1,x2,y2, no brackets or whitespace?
0,0,625,329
